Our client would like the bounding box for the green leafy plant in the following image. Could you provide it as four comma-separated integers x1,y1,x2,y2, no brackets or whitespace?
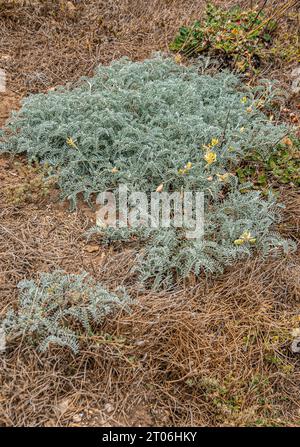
236,136,300,188
170,3,278,72
1,271,132,353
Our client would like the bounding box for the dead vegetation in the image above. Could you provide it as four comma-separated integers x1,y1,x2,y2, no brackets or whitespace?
0,156,299,426
0,0,299,427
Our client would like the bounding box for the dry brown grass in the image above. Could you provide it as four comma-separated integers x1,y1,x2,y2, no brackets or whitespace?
0,0,299,427
1,0,297,95
0,156,299,426
0,0,209,95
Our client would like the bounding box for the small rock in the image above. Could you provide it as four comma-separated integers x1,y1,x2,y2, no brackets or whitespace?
72,414,82,423
291,337,300,354
84,244,99,253
291,66,300,94
104,403,114,413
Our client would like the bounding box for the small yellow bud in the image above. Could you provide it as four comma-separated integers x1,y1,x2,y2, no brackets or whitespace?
241,231,251,240
210,138,219,147
216,173,230,182
234,239,244,246
234,230,256,245
66,137,77,148
174,54,182,64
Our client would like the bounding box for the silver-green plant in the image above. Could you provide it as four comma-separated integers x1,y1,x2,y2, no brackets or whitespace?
88,186,294,290
0,54,287,208
1,271,132,353
0,55,295,289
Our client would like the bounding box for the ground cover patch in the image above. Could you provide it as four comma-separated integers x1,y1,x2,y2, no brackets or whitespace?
0,55,295,288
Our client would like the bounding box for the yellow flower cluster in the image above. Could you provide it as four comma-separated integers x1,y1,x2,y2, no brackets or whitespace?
203,137,219,166
234,230,256,246
204,151,217,165
178,161,192,175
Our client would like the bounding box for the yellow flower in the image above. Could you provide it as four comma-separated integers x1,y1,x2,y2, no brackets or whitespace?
234,230,256,245
234,238,244,246
240,96,247,104
241,231,253,242
185,161,192,170
240,127,245,133
231,28,239,35
204,151,217,165
174,54,182,64
66,137,77,148
202,138,219,150
210,138,219,147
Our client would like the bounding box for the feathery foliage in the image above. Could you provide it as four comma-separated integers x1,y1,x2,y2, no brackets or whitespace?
1,271,132,353
0,55,294,289
88,186,293,290
0,55,286,208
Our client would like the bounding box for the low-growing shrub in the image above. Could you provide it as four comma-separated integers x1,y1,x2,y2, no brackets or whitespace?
0,55,294,288
237,136,300,188
88,187,293,289
169,3,285,72
0,55,287,207
1,271,132,353
3,161,57,205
